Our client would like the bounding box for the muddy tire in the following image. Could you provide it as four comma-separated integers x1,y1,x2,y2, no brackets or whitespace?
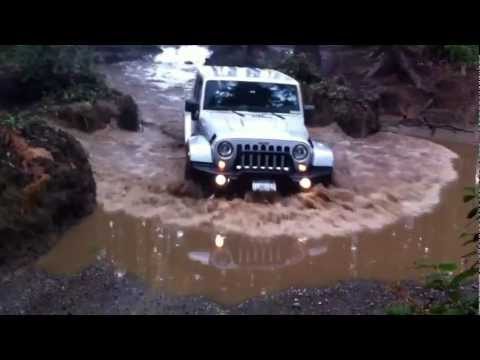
321,172,333,187
184,161,214,197
184,161,195,181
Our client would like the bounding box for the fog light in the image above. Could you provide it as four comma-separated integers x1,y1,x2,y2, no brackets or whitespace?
215,174,227,187
215,234,225,248
299,177,312,190
218,160,226,171
298,164,308,172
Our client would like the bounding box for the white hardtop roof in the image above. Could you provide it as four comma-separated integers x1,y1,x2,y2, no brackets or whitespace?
197,66,299,85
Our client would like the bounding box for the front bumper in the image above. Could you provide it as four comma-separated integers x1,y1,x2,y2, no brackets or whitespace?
191,162,332,184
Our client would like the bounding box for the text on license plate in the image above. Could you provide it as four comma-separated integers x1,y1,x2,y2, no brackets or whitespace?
252,180,277,192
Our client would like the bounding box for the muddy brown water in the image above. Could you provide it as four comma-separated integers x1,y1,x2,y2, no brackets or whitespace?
38,140,477,305
37,46,478,305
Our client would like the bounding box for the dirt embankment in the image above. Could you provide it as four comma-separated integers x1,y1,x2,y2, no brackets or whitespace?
0,122,96,270
0,53,145,270
313,46,477,138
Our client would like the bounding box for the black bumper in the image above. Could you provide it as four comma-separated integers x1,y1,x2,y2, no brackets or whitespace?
191,162,332,184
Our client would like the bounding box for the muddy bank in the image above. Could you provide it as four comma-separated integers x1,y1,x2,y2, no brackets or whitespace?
0,122,96,270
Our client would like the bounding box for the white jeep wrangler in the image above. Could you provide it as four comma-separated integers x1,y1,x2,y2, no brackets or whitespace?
184,66,334,193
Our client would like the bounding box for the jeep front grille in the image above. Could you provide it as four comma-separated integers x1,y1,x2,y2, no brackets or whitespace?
234,144,294,172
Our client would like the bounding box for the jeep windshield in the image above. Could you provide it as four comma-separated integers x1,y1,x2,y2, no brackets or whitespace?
203,80,300,114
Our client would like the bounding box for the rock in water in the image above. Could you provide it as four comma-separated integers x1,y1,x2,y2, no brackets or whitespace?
55,95,140,133
116,95,140,131
57,100,123,133
57,102,98,133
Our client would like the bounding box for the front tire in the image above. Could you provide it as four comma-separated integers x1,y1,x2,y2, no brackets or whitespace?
321,171,333,187
184,160,196,181
184,161,215,197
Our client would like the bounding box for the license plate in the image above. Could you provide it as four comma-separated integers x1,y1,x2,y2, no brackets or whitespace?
252,180,277,192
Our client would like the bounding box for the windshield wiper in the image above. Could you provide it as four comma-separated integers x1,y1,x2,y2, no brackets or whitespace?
231,110,245,117
270,112,285,119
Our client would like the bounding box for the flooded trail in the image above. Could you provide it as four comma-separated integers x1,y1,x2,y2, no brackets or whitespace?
37,46,477,305
38,141,476,304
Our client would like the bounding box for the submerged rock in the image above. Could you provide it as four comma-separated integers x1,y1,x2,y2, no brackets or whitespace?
115,95,140,131
54,94,140,133
57,102,105,133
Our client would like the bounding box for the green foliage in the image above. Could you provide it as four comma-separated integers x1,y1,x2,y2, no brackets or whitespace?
7,45,95,81
0,112,42,130
1,45,102,97
0,45,115,110
387,186,479,315
444,45,478,64
429,45,478,65
44,80,113,105
386,304,415,315
462,186,479,267
0,113,19,128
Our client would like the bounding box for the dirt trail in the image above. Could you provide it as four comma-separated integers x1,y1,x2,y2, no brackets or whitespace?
50,48,459,242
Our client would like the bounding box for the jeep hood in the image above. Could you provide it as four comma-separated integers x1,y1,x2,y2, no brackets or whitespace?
201,110,309,142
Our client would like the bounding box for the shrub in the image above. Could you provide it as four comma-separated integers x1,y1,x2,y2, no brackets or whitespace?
0,112,42,130
444,45,478,64
0,113,19,128
0,46,115,106
1,45,101,96
428,45,478,65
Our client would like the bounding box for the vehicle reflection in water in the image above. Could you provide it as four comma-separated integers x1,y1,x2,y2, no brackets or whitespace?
39,209,330,304
190,234,312,271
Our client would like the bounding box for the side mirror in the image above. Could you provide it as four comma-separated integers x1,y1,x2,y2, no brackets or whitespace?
185,99,200,121
303,104,316,125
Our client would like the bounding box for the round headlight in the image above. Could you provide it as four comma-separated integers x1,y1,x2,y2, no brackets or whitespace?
217,141,234,158
292,144,309,161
